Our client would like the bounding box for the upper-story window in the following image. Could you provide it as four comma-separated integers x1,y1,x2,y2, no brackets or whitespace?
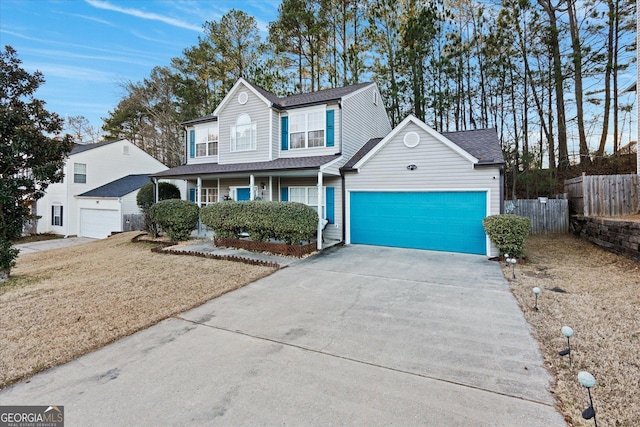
231,114,256,152
73,163,86,183
196,125,218,157
290,109,325,149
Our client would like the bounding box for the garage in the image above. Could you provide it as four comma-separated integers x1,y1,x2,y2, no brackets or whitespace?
349,191,487,255
79,209,120,239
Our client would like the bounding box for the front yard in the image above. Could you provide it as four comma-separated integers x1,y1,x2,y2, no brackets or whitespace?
3,230,638,426
0,232,277,388
506,234,639,427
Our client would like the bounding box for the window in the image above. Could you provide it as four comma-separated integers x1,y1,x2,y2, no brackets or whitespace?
289,186,323,216
52,205,63,226
74,163,86,183
200,188,218,206
196,126,218,157
289,109,325,149
231,114,256,152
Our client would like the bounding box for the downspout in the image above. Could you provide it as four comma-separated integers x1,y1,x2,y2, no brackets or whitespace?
500,165,505,214
64,160,70,238
341,170,346,243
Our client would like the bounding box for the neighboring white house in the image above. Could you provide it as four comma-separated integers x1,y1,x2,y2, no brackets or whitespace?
36,139,168,238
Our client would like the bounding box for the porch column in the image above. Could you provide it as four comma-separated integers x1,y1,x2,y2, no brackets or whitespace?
196,176,202,236
268,176,273,201
153,178,159,203
249,174,255,200
317,171,323,250
196,177,202,206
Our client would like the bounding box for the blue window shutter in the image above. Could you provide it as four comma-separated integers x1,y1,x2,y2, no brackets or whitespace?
326,110,334,147
281,187,288,202
189,130,195,158
326,187,335,223
281,116,288,150
60,206,63,227
189,188,196,202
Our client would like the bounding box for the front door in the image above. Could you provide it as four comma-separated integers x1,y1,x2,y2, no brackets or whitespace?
236,187,251,201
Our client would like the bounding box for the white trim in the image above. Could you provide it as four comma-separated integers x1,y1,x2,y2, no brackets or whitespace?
213,78,272,116
345,188,491,256
353,115,478,169
269,109,273,161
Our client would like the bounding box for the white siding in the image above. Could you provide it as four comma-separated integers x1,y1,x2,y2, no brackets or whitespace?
341,85,392,163
217,82,271,164
121,191,141,215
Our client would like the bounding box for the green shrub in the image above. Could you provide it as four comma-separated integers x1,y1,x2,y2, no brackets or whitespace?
137,182,181,237
200,201,318,244
482,214,531,258
149,199,199,241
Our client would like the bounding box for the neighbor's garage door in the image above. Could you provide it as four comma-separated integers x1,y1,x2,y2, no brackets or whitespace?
80,209,120,239
350,191,487,255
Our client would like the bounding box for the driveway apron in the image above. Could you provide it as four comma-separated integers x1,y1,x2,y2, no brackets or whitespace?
0,245,565,426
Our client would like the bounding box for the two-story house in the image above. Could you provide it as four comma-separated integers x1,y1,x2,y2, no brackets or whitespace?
152,78,392,249
153,78,505,256
36,139,170,239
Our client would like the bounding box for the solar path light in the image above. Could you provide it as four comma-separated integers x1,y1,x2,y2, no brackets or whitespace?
532,287,541,311
558,326,574,368
506,256,517,279
578,371,598,426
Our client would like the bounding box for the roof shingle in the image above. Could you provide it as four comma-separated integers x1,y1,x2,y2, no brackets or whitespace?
77,174,152,198
151,155,341,178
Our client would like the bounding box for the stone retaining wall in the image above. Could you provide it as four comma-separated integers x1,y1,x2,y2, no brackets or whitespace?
571,216,640,262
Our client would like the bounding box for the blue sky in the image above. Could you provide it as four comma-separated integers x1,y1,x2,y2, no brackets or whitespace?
1,0,279,132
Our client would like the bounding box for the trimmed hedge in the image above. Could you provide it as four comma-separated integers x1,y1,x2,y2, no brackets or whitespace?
482,214,531,258
149,199,199,241
137,182,181,237
200,201,318,245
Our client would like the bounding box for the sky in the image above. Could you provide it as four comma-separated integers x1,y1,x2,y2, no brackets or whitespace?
0,0,279,133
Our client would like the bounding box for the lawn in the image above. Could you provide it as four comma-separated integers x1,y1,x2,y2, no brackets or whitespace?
0,232,277,389
506,233,639,427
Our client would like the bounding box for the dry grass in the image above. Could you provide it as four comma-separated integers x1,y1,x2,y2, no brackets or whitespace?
505,234,640,427
0,232,276,389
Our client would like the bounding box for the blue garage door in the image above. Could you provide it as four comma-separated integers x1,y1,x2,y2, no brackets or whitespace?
350,191,487,255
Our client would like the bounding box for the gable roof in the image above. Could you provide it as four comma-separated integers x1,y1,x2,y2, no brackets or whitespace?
151,155,340,178
342,138,384,170
186,79,376,125
277,82,374,109
69,140,119,155
344,116,504,170
77,174,151,198
441,128,504,165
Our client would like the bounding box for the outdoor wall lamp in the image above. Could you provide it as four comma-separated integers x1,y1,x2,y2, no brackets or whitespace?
532,287,541,311
578,371,598,426
407,164,417,171
559,326,574,368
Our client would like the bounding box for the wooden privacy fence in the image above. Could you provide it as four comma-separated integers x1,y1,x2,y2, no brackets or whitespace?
123,214,145,232
564,174,639,217
508,198,569,234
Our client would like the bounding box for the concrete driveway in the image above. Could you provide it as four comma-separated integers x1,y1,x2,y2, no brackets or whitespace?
0,245,564,426
14,236,96,254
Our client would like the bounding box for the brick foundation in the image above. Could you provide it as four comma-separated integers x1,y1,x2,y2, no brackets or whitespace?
571,216,640,262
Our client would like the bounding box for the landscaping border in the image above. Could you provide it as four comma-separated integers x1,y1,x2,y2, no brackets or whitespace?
571,216,640,262
214,237,317,258
131,234,281,269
